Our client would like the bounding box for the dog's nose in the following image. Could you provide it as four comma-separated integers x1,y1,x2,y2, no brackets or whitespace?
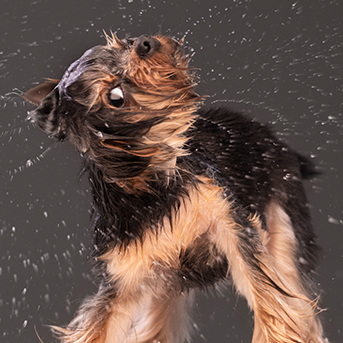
135,35,161,58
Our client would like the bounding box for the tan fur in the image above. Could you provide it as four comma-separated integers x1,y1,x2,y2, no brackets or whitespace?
257,201,325,342
105,31,126,50
105,291,195,343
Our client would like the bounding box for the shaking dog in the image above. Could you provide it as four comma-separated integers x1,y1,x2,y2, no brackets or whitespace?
25,33,327,343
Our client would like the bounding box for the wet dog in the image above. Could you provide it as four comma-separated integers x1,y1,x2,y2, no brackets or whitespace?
25,33,327,343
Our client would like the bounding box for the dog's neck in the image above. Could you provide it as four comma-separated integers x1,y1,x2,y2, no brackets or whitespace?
87,159,198,255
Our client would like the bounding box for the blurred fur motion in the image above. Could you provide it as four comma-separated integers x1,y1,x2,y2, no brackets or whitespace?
24,32,328,343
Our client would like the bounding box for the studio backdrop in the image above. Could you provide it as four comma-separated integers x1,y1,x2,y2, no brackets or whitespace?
0,1,342,342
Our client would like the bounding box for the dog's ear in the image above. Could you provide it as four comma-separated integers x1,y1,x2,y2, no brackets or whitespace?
24,79,59,106
26,85,63,138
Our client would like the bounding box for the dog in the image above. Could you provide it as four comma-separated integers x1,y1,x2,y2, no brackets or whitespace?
24,33,327,343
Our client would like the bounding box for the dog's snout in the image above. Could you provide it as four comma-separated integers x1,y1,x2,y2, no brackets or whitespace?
135,35,161,58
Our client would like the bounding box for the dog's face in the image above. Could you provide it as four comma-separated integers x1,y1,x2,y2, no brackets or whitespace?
25,34,201,186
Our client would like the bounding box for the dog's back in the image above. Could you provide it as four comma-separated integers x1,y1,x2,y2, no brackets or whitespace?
183,105,320,275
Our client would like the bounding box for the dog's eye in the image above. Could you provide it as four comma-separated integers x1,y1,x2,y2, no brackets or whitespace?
109,87,124,108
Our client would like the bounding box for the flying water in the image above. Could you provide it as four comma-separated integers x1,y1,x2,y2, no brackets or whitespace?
1,91,56,181
0,1,342,342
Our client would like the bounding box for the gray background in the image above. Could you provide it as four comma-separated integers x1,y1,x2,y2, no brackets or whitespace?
0,0,342,342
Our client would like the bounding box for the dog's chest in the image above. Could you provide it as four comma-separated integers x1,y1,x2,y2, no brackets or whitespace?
101,177,231,293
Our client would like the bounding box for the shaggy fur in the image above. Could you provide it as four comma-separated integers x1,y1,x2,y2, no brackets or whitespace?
24,33,327,343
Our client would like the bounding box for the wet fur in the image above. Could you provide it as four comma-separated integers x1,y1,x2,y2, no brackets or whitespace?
25,33,327,342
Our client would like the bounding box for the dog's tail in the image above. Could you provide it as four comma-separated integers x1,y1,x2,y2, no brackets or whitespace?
297,153,320,180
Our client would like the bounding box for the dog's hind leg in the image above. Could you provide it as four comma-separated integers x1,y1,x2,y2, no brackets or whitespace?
252,201,325,343
209,198,326,342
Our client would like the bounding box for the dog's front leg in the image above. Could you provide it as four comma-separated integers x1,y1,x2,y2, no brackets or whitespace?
51,281,144,343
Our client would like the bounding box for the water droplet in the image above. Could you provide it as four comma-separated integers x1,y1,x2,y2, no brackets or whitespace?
26,159,33,168
328,216,340,225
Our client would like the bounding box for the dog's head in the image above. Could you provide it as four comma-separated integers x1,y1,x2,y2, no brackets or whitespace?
25,34,201,187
